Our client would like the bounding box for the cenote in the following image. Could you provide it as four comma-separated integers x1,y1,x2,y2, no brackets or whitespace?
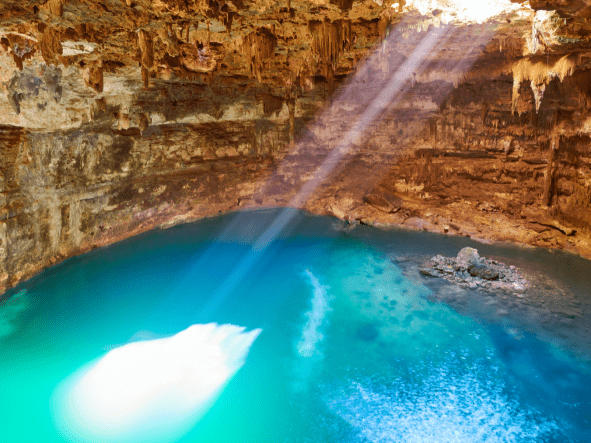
1,208,591,442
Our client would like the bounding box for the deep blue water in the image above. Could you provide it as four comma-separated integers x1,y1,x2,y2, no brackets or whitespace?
1,208,590,442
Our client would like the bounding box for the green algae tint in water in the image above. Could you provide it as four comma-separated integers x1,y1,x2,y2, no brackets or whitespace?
1,209,590,442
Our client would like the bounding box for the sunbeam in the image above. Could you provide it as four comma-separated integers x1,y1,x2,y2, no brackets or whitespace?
52,14,522,442
52,323,262,443
162,16,503,323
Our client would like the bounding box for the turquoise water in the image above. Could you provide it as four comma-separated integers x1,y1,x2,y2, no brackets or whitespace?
1,208,590,442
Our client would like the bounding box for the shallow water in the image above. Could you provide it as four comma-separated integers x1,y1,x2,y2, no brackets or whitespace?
1,208,590,442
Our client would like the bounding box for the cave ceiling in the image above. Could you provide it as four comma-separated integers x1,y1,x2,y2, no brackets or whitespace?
0,0,590,135
2,0,591,131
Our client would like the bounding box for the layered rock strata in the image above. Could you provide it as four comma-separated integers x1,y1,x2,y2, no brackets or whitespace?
2,1,591,294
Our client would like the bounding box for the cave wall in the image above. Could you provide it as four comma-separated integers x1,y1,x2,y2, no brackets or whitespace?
3,0,591,295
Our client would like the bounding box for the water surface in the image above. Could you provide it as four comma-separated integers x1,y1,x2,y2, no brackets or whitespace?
1,208,590,442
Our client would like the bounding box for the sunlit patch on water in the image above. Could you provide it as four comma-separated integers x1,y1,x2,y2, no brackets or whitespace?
52,323,261,443
297,270,332,359
327,359,565,443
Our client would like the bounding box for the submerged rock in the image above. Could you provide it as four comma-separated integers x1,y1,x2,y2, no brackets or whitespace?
357,323,380,342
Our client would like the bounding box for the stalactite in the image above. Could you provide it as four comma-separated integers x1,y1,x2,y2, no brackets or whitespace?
543,134,559,207
221,11,234,34
39,27,62,66
3,34,37,71
83,61,103,93
141,67,149,90
429,118,437,145
308,19,352,78
287,97,295,145
481,100,488,124
138,30,154,69
158,24,180,57
512,53,579,114
139,113,151,133
40,0,64,17
243,27,276,81
12,53,23,70
258,94,283,117
184,23,191,43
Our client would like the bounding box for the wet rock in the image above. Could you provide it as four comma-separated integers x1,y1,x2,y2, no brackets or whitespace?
420,247,528,297
455,247,481,270
419,267,441,277
5,66,62,116
468,263,499,280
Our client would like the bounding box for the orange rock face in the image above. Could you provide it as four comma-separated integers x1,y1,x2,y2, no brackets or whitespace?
2,0,591,294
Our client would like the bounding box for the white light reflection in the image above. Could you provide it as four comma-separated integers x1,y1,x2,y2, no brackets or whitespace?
297,270,332,358
52,323,261,443
404,0,527,24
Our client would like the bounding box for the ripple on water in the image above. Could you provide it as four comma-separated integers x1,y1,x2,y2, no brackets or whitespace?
0,209,590,443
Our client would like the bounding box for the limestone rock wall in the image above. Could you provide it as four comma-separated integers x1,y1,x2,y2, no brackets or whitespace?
3,0,591,294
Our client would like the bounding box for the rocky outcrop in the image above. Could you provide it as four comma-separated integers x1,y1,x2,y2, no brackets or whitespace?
420,247,529,295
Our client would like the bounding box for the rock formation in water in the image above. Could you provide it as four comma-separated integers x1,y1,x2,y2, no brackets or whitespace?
2,0,591,294
420,247,529,294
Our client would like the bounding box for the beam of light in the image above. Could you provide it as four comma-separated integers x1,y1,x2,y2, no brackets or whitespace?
157,15,501,322
51,323,261,443
404,0,527,24
49,17,507,443
159,24,457,318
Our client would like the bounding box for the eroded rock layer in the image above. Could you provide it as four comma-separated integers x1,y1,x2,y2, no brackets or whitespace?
2,0,591,293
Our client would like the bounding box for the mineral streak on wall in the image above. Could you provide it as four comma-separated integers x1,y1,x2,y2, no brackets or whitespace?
2,0,591,295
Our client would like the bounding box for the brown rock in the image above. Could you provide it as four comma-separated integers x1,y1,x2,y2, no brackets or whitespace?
138,30,154,69
363,186,403,213
83,64,103,93
3,0,591,297
39,27,62,66
180,44,216,73
40,0,64,16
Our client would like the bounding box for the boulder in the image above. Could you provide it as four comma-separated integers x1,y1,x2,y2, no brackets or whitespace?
468,263,499,280
363,186,403,213
455,247,481,270
419,267,441,277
